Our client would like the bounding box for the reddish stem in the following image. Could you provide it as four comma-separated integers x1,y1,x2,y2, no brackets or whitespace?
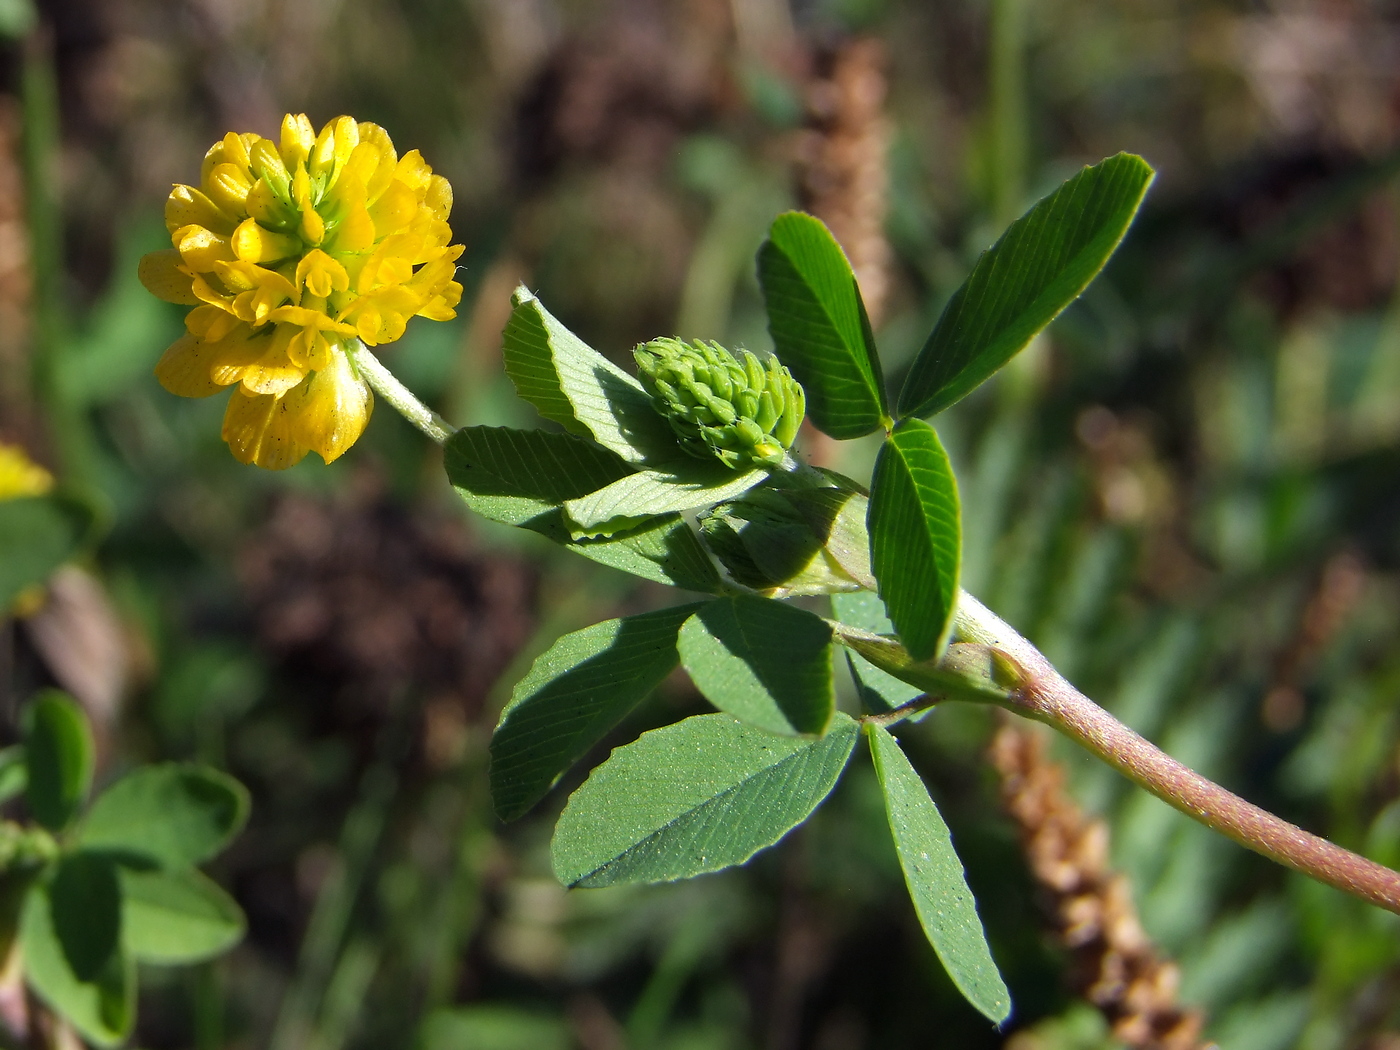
955,591,1400,915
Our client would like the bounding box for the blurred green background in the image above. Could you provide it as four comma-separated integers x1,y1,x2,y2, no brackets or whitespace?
5,0,1400,1046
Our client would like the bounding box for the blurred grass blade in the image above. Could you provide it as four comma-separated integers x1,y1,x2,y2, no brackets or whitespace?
24,689,94,833
553,713,858,887
502,287,680,465
867,419,961,661
271,760,396,1050
0,0,35,38
491,603,705,821
80,764,250,870
678,595,834,735
120,868,245,964
866,724,1010,1024
758,211,888,438
0,745,27,803
419,1007,571,1050
898,153,1154,418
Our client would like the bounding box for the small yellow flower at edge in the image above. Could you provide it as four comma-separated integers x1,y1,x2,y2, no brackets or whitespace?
0,443,56,617
139,114,464,469
0,442,54,501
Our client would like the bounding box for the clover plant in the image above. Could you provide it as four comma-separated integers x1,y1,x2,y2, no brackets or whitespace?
131,121,1400,1030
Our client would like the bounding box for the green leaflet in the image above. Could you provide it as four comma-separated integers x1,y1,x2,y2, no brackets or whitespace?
898,153,1155,419
699,481,872,596
444,425,720,591
501,288,681,466
20,883,134,1047
0,493,96,609
444,425,633,529
830,590,923,717
25,690,94,833
758,212,888,438
564,466,767,539
866,724,1010,1024
867,419,961,661
50,852,122,982
120,868,245,964
552,713,859,887
677,595,834,735
491,603,704,821
568,515,722,592
79,764,249,870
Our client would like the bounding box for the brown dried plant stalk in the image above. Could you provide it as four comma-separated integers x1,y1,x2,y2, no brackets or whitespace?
796,36,893,326
989,718,1206,1050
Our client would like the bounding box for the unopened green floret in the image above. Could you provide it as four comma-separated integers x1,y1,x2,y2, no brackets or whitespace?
634,337,806,470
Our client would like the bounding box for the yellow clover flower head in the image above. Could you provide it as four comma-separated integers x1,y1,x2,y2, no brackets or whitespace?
0,442,53,501
139,114,464,469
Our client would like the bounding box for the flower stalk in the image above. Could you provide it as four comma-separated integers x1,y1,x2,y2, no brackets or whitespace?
952,590,1400,915
343,340,454,445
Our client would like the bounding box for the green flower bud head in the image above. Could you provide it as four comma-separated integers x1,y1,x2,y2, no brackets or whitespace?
634,337,806,470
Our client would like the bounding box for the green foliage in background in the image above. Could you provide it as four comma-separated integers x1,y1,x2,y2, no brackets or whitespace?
0,692,249,1045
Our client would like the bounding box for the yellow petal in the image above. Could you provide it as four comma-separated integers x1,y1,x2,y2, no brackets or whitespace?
342,286,419,345
231,218,300,264
394,150,432,191
280,113,315,171
355,123,399,202
284,326,314,371
339,142,376,189
220,132,253,173
138,249,199,305
222,386,308,470
207,326,274,386
213,260,295,296
284,346,373,463
417,282,462,322
175,224,237,271
165,185,236,236
239,324,307,396
249,138,290,196
205,162,253,216
309,119,339,180
424,175,452,220
186,303,240,341
328,116,359,175
367,180,416,238
245,180,293,229
328,205,375,253
294,250,350,299
375,254,413,288
406,246,464,297
291,166,312,208
154,332,229,398
299,200,325,245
